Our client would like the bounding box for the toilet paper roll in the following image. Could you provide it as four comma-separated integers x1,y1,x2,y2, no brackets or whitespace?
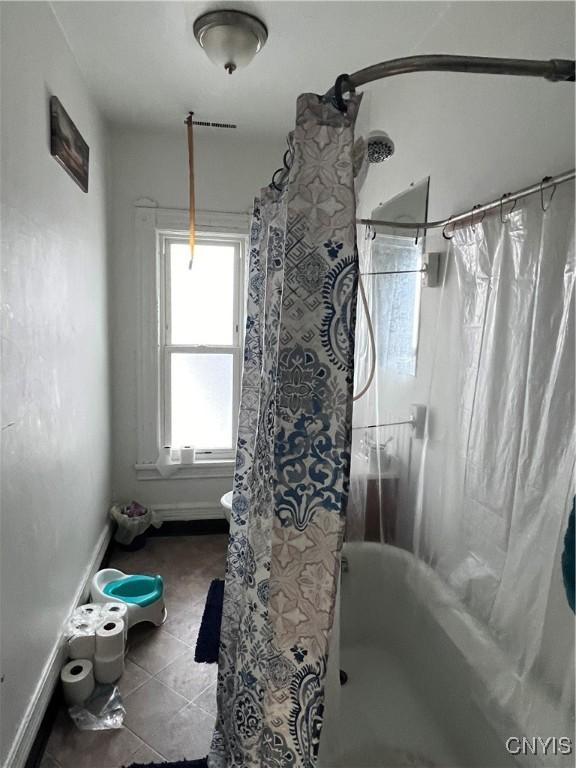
102,602,129,642
67,630,96,660
94,653,124,684
65,613,101,649
180,446,196,465
61,659,95,706
75,603,103,621
95,619,125,659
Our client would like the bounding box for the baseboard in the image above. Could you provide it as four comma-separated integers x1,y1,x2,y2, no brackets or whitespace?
147,519,230,537
6,522,113,768
152,502,225,522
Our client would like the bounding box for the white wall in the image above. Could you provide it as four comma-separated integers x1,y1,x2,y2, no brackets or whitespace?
356,0,575,545
0,3,111,764
108,127,282,512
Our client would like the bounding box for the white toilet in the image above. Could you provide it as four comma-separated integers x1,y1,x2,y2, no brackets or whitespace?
220,491,233,523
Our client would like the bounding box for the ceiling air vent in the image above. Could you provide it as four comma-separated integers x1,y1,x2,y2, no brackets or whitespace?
192,120,237,129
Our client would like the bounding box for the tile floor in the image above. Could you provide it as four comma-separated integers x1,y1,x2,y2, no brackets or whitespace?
41,534,228,768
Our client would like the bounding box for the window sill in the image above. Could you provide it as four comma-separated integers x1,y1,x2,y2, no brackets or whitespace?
134,460,235,481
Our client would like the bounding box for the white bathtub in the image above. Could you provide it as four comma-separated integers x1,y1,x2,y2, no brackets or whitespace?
320,543,569,768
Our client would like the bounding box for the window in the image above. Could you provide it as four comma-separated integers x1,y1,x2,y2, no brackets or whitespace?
160,234,243,460
368,178,429,378
134,206,249,479
371,234,422,376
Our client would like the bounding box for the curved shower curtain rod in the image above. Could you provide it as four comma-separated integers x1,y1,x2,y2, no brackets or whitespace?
323,54,575,101
363,168,575,237
269,54,575,191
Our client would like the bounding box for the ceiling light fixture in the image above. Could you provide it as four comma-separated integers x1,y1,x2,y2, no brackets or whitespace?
193,10,268,75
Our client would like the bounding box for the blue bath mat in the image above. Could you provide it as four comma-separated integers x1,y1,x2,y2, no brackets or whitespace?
125,759,207,768
562,498,575,612
194,578,224,663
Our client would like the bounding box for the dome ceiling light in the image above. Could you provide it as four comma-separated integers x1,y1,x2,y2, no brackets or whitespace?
193,10,268,75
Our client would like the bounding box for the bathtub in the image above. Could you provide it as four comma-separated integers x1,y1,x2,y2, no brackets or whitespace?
319,543,570,768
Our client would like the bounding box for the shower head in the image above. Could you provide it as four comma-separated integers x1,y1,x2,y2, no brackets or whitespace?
353,131,394,190
366,131,395,163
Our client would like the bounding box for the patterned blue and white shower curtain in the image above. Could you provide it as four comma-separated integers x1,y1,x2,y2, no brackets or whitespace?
209,92,362,768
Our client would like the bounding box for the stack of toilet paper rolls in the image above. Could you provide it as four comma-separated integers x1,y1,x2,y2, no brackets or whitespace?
94,617,125,684
61,602,127,704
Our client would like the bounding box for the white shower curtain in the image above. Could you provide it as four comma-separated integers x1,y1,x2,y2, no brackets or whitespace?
414,181,575,746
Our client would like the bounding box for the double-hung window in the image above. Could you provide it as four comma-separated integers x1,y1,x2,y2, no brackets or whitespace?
135,207,248,479
159,232,243,462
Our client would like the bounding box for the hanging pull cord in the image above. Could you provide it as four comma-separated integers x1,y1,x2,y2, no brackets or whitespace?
185,112,196,269
353,275,376,402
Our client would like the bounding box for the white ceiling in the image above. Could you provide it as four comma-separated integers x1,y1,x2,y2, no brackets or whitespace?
52,1,452,139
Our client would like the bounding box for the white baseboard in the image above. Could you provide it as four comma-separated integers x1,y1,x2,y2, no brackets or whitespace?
4,523,112,768
152,501,225,522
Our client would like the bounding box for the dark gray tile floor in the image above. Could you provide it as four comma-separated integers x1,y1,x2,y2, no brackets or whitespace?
42,534,228,768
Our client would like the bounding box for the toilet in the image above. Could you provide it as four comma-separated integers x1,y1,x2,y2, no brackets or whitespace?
220,491,233,523
91,568,166,628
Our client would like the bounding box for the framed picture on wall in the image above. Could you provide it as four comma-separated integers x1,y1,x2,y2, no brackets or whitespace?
49,96,89,193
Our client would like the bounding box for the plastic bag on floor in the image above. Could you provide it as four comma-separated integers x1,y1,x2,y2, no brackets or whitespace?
68,684,125,730
110,502,158,545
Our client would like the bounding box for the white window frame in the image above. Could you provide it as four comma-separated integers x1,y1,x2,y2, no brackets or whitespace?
159,233,242,461
134,203,249,480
